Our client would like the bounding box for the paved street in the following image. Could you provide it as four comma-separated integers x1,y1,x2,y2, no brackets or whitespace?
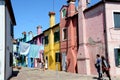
9,67,120,80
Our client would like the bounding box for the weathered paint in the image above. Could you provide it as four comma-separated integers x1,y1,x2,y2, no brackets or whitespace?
60,0,78,73
78,0,120,76
105,2,120,76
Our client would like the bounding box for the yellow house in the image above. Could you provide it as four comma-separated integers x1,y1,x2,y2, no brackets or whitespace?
44,12,61,71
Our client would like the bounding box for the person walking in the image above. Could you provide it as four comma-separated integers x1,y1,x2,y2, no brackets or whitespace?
95,54,102,80
101,56,111,80
42,58,45,71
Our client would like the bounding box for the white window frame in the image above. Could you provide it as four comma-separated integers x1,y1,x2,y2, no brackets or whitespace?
112,10,120,29
62,27,67,41
61,8,66,18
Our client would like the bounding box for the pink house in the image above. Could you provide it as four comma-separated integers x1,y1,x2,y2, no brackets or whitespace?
77,0,120,76
60,0,78,73
32,26,44,67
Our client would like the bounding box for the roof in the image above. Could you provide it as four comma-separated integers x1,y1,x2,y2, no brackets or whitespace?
84,0,120,12
105,0,120,2
32,32,44,40
43,23,60,32
5,0,16,25
60,5,68,11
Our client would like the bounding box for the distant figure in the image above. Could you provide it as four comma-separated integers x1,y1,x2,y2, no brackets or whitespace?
45,56,48,70
42,58,45,71
101,56,111,80
95,54,102,79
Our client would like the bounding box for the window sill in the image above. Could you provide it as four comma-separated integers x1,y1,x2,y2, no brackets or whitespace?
62,39,67,42
114,28,120,30
54,41,60,43
116,65,120,68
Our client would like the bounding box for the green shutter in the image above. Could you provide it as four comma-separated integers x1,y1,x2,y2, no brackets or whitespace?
114,48,119,66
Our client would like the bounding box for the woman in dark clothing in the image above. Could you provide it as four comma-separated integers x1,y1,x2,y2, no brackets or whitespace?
101,56,111,80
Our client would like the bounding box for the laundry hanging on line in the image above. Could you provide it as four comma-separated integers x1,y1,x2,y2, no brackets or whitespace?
19,42,44,58
19,42,30,56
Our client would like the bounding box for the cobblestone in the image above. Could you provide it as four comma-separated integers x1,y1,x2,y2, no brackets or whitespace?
9,67,120,80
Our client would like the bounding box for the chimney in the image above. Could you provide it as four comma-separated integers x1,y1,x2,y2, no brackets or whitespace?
28,31,34,40
22,31,26,42
22,31,26,37
49,12,55,27
78,0,88,11
37,25,42,35
67,0,76,17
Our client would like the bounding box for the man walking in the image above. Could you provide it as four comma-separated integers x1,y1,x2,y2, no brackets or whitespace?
95,54,102,80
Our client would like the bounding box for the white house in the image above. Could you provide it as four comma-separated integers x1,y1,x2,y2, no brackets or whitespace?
0,0,16,80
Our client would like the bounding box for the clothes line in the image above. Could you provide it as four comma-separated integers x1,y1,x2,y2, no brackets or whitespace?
19,42,44,58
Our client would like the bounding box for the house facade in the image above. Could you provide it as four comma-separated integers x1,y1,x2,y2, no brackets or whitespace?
77,0,120,76
60,0,78,73
0,0,16,80
44,12,61,70
32,26,44,68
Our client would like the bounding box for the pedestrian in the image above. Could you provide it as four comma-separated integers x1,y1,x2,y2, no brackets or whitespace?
42,58,45,71
95,54,102,80
101,56,111,80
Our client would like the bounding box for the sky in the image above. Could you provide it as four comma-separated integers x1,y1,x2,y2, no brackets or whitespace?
11,0,99,39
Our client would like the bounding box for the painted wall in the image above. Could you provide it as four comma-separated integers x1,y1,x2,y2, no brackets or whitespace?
5,5,13,79
0,2,6,80
53,25,61,70
105,2,120,76
44,29,55,70
78,1,120,76
0,1,14,79
60,6,68,54
44,25,61,71
84,4,105,75
60,1,78,73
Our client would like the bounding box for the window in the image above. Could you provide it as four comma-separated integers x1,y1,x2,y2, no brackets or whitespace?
55,52,61,62
10,52,13,67
54,31,60,42
114,48,120,67
10,23,14,38
62,9,66,18
62,28,67,40
114,12,120,28
44,36,49,45
41,37,44,44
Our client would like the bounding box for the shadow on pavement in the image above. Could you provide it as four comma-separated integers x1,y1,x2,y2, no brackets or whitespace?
9,70,19,80
12,70,19,77
92,76,99,80
8,70,19,80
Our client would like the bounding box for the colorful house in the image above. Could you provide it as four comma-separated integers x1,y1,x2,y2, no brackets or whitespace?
44,12,61,70
31,26,44,68
0,0,16,79
60,0,78,73
77,0,120,76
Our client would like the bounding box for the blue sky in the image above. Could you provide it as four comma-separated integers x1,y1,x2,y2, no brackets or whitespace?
11,0,99,39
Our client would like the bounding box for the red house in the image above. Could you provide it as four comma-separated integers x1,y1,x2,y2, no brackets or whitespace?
60,0,78,73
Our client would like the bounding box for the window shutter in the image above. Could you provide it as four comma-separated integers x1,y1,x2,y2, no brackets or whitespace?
114,48,119,66
114,12,120,28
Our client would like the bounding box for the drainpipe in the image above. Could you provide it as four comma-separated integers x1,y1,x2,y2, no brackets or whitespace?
103,0,109,65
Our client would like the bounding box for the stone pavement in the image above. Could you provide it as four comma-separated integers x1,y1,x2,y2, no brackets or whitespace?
9,67,120,80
